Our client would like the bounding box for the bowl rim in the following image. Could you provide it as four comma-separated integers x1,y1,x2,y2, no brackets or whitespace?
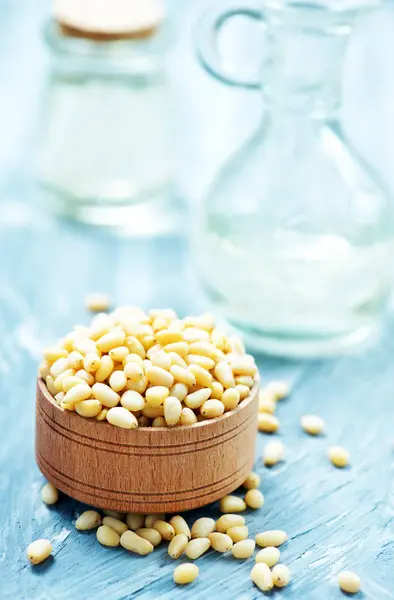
37,376,259,433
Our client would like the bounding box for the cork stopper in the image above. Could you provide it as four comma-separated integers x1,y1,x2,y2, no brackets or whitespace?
54,0,165,41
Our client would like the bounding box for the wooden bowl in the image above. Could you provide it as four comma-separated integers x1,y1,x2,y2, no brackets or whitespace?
36,378,259,513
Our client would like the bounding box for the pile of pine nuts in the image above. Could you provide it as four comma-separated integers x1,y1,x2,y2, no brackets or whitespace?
39,308,258,428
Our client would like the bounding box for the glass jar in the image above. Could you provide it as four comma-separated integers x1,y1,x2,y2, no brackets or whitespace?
36,13,182,234
196,0,393,357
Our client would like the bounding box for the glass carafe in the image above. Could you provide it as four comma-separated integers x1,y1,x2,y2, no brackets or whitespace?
196,0,393,357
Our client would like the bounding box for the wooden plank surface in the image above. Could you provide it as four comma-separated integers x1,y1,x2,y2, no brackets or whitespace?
1,2,394,599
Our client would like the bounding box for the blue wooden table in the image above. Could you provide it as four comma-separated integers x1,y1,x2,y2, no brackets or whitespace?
1,2,394,599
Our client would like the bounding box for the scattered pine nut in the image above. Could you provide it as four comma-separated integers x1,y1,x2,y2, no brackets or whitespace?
258,413,280,433
263,440,285,466
185,537,211,559
75,510,101,530
208,532,233,552
106,406,138,429
145,513,165,528
255,546,280,567
216,514,245,533
120,530,154,555
153,520,175,541
264,380,290,400
169,515,191,539
174,563,199,585
126,513,145,530
168,533,189,559
227,525,248,542
220,495,247,513
191,517,216,538
41,483,59,505
328,446,350,468
337,571,361,594
256,530,288,548
85,293,110,312
103,509,124,520
231,539,256,559
102,516,128,536
135,528,162,547
245,489,264,509
272,564,291,587
243,471,261,490
27,539,52,565
301,414,325,436
96,525,120,547
250,562,274,592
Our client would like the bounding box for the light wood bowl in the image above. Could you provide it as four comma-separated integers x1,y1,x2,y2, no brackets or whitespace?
36,378,258,513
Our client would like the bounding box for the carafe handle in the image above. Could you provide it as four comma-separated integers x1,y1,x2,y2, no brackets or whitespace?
196,2,265,89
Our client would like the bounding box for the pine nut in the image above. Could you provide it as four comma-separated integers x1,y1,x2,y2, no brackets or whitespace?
74,337,98,356
75,369,95,386
221,388,240,410
236,375,254,388
126,513,145,530
96,408,108,421
251,562,274,592
184,388,212,409
185,537,211,559
263,440,285,466
337,571,361,594
62,383,92,408
95,355,114,382
41,483,58,505
120,530,153,555
243,471,261,490
220,495,246,513
228,335,245,355
174,563,199,585
214,362,235,389
258,413,279,433
102,516,128,535
208,532,233,553
255,546,280,567
96,525,120,547
123,353,144,366
210,381,224,400
150,351,171,370
236,384,250,400
146,386,169,407
54,391,65,405
126,376,148,394
245,489,264,509
44,347,68,363
168,533,189,559
67,351,84,370
103,510,125,519
96,330,126,353
216,514,245,533
186,354,215,370
121,390,145,412
188,364,212,387
145,513,165,528
227,525,248,542
168,352,188,368
125,336,146,359
256,530,288,547
54,369,75,393
258,390,277,414
153,520,175,541
170,515,191,539
155,330,184,345
27,539,52,565
76,399,102,418
301,414,325,436
85,293,110,312
38,362,51,379
200,399,224,419
109,370,127,392
149,307,176,320
328,446,350,468
183,328,210,343
108,346,129,362
169,365,196,387
123,362,144,380
106,406,138,429
75,510,101,530
232,539,255,559
191,517,216,538
230,357,257,377
272,564,291,587
83,353,101,373
169,382,188,401
146,366,174,388
142,404,164,419
164,396,182,426
188,342,221,361
164,341,189,357
265,380,290,400
180,407,198,425
136,528,162,546
62,375,85,393
92,383,120,408
152,416,166,427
